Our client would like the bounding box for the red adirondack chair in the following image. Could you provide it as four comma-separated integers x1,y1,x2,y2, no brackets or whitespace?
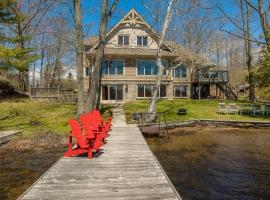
84,112,110,137
64,119,95,159
92,109,112,132
80,114,107,142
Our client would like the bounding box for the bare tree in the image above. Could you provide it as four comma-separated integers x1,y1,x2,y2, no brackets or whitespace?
85,0,108,112
73,0,84,115
244,0,270,52
147,0,176,122
173,0,216,55
84,0,120,112
217,0,256,101
38,14,73,88
8,0,55,92
240,0,255,101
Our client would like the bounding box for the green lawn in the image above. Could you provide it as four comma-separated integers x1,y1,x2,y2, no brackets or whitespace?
123,99,270,123
0,99,113,137
1,99,269,136
0,99,76,136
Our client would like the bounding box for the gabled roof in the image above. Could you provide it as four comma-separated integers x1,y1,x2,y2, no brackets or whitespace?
88,8,171,51
166,41,205,63
84,9,205,64
107,8,156,41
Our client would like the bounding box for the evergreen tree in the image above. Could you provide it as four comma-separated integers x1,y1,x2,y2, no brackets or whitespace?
0,0,38,91
255,49,270,87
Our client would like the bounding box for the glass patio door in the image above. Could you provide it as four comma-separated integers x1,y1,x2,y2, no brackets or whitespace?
102,85,123,100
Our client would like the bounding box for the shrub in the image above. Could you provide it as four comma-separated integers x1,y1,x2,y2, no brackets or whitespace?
0,78,15,96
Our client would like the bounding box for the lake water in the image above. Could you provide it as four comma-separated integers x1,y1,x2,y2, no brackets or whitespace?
146,126,270,200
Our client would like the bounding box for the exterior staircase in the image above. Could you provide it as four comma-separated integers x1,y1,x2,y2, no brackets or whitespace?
218,82,238,100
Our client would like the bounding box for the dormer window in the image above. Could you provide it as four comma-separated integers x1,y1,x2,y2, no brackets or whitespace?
137,36,148,46
118,35,129,46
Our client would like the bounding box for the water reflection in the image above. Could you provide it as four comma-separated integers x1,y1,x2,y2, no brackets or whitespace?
146,126,270,200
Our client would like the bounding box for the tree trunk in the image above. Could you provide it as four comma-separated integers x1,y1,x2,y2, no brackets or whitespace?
40,48,45,87
17,19,29,92
240,0,255,101
95,71,103,109
32,61,36,88
147,0,175,122
85,0,108,112
258,0,270,52
246,1,255,101
40,33,45,88
74,0,85,115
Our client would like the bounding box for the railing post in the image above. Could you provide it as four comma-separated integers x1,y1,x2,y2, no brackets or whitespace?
57,87,60,101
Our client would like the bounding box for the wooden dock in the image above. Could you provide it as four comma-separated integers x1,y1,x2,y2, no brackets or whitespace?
19,125,181,200
0,130,22,144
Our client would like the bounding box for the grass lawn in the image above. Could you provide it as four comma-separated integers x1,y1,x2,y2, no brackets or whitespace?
0,98,76,136
123,99,270,123
0,98,113,137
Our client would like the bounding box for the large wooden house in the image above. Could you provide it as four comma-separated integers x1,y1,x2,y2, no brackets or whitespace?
83,9,237,104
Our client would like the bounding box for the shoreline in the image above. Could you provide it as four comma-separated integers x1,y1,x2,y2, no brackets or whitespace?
139,119,270,136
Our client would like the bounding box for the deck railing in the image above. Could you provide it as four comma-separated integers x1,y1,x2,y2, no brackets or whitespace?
194,71,228,82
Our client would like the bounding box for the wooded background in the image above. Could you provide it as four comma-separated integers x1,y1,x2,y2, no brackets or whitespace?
1,0,269,115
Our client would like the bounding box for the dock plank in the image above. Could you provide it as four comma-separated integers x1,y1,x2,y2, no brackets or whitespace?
0,130,22,144
19,125,181,200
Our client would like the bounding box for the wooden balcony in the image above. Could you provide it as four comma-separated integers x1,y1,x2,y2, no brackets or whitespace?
193,71,228,83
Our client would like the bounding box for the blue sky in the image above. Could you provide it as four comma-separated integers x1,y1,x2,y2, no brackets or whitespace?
79,0,261,40
81,0,154,36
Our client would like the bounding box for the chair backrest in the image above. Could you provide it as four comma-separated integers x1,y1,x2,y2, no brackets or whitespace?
85,112,101,131
69,119,88,148
89,110,103,124
218,103,227,109
229,103,237,108
92,109,103,122
80,114,95,138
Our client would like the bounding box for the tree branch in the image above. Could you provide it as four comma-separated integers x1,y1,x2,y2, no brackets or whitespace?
220,27,265,44
244,0,260,13
107,0,120,20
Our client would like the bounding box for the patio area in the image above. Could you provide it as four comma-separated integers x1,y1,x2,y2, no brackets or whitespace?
218,103,270,116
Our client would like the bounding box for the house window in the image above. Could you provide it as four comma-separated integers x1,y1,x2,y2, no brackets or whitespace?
138,85,145,97
118,35,129,46
173,65,187,78
137,85,167,97
174,85,188,97
102,85,123,100
145,85,152,97
161,60,168,75
160,85,167,97
137,59,168,76
137,36,148,46
137,60,157,75
85,67,91,76
102,59,124,75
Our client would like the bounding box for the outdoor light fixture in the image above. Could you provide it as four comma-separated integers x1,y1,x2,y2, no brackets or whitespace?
125,83,128,93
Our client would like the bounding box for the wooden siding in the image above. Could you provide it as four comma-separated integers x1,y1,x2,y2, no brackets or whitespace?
106,25,158,49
